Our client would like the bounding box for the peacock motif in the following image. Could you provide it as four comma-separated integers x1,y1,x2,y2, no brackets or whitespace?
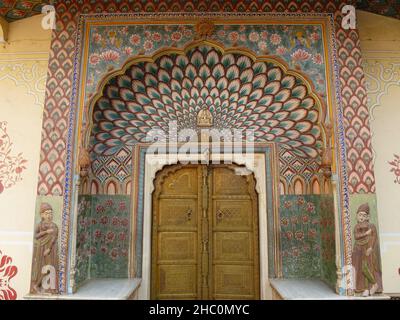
91,45,322,158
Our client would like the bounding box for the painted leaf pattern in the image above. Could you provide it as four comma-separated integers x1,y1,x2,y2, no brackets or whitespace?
91,45,322,157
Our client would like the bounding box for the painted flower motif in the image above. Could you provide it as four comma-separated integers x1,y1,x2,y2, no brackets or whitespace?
303,244,310,252
302,214,309,224
258,42,267,52
123,47,133,55
284,201,292,209
228,31,239,43
282,26,289,32
312,53,323,65
121,218,129,227
112,217,120,226
239,25,246,32
286,231,293,240
79,218,86,227
91,218,97,225
388,154,400,184
0,121,27,194
106,231,115,243
291,49,311,62
100,216,109,225
281,218,289,227
295,230,304,241
171,31,182,42
249,32,260,42
144,30,151,39
270,33,281,45
261,31,268,40
119,201,126,211
100,50,120,62
290,216,298,225
297,196,305,206
92,33,102,43
276,46,287,55
143,40,153,51
0,250,18,300
119,232,127,241
105,199,114,207
129,34,141,46
217,30,226,38
308,228,317,238
240,34,247,42
152,32,162,42
120,26,128,35
306,202,315,213
183,29,192,38
89,53,101,65
310,32,320,42
100,245,108,254
110,248,119,260
96,205,105,214
121,248,128,257
94,229,102,239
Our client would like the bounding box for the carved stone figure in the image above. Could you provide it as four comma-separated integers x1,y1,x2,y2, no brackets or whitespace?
197,108,213,127
30,202,59,294
352,203,382,296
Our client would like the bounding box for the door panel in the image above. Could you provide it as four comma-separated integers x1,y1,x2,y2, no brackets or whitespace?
214,265,255,299
152,164,260,300
210,166,260,300
152,165,201,300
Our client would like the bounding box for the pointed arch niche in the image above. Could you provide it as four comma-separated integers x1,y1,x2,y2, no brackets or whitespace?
73,39,337,297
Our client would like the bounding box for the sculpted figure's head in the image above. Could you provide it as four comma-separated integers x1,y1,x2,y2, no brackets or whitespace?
356,203,370,223
40,202,53,223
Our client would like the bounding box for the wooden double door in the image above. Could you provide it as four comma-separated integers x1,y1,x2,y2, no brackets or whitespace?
151,164,260,300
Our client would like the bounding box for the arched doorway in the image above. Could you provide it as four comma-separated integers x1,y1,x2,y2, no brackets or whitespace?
151,164,260,300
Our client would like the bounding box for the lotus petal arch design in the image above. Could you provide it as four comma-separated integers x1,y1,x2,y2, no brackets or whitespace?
90,44,323,158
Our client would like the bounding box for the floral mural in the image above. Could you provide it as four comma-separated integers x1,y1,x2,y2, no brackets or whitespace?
86,24,327,102
280,194,336,286
75,195,131,286
388,154,400,184
0,250,18,300
0,121,27,194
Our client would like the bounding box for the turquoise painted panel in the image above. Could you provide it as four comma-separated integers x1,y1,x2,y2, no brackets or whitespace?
89,195,131,278
75,195,131,283
75,195,92,287
280,195,322,278
280,194,337,285
319,195,337,288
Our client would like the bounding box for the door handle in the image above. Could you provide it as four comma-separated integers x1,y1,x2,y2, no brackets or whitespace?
186,208,192,221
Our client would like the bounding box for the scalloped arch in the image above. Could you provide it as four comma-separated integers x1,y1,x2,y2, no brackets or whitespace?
86,40,327,158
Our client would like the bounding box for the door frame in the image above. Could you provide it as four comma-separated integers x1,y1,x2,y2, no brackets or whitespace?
138,152,273,299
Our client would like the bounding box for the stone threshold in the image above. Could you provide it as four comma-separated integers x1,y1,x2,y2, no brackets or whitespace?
270,279,390,300
24,278,141,300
